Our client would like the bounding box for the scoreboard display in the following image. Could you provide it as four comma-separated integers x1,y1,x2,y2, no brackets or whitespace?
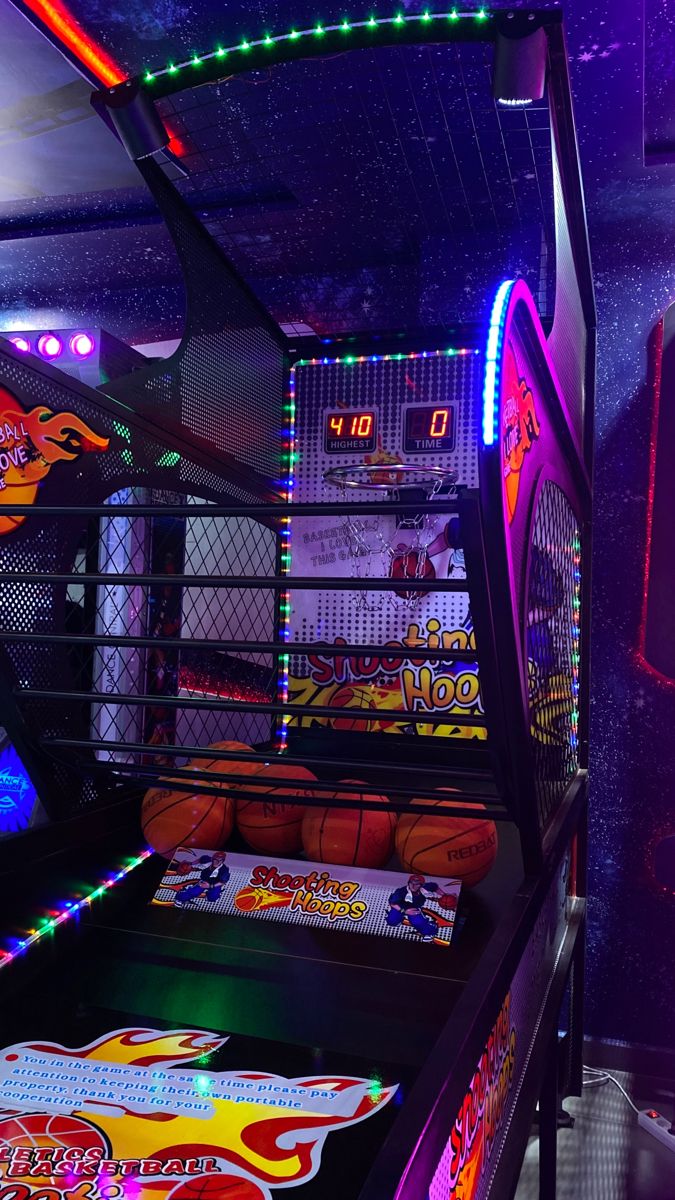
324,410,377,453
403,404,455,452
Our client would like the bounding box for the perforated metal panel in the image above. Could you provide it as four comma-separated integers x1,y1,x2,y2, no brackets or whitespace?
527,480,581,830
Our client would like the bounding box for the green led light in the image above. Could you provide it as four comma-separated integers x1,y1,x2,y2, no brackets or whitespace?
113,420,131,442
156,450,180,467
394,13,404,23
144,71,154,82
314,24,325,35
446,347,455,355
368,16,377,27
476,8,488,19
168,63,178,73
449,8,459,18
121,448,134,466
240,40,251,50
289,29,301,39
421,11,432,21
344,355,355,364
192,54,202,66
216,46,227,57
264,34,273,44
341,19,351,30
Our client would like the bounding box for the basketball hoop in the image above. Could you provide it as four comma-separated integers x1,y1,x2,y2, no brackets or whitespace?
323,463,457,609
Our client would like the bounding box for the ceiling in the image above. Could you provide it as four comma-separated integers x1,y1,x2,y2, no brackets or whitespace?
0,0,672,344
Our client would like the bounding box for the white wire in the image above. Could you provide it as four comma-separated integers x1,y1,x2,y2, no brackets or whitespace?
582,1065,640,1114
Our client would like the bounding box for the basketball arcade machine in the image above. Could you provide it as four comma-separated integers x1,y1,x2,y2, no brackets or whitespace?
0,10,593,1200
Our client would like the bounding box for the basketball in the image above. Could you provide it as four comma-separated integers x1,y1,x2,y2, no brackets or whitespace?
142,741,258,857
396,794,498,885
329,685,377,732
0,1113,108,1186
390,547,435,600
168,1174,266,1200
236,762,317,853
302,780,396,868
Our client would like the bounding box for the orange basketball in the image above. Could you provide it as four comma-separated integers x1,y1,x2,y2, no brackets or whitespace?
329,685,377,732
236,762,316,853
141,783,232,858
396,793,498,884
142,741,257,857
302,780,396,868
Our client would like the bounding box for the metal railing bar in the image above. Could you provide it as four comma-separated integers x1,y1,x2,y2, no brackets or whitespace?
0,500,465,517
0,631,478,661
44,736,494,779
18,687,487,726
0,573,467,592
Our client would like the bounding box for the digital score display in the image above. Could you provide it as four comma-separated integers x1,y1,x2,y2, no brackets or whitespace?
403,405,455,453
324,410,377,453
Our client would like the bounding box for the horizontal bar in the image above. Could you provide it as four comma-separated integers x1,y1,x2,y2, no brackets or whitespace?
44,737,494,780
0,500,464,517
0,573,467,592
19,687,487,726
0,631,478,662
77,761,508,820
59,757,501,807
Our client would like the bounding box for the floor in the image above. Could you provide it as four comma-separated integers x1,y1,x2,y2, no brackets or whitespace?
514,1069,675,1199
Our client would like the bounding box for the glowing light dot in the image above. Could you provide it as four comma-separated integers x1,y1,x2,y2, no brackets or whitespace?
394,12,405,23
192,55,201,65
368,16,377,27
144,71,154,82
37,333,63,359
421,11,432,21
289,29,300,39
449,9,459,18
239,40,250,51
264,35,273,44
69,332,95,358
216,46,226,57
8,336,30,353
314,24,325,35
168,63,178,73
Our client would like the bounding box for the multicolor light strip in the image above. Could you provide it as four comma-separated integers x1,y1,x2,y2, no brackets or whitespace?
295,347,478,368
141,10,490,85
0,850,152,971
482,279,515,446
277,372,297,751
570,532,581,753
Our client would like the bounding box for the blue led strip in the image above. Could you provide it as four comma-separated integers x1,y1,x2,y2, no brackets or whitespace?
482,279,515,447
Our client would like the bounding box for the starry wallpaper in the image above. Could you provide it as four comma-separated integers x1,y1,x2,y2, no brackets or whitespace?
1,0,675,1049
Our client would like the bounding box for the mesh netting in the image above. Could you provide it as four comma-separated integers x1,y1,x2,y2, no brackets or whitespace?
526,480,581,830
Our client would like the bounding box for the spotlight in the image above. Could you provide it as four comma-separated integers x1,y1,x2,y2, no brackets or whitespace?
37,333,63,359
69,332,95,358
493,20,547,107
8,336,30,353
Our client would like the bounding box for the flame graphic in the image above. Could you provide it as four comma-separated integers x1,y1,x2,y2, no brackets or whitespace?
0,386,109,534
1,1028,396,1195
233,888,292,914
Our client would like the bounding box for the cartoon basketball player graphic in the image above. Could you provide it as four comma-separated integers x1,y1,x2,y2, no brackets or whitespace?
386,874,457,941
174,851,230,907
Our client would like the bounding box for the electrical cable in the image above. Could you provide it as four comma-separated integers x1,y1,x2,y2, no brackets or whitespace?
582,1065,640,1114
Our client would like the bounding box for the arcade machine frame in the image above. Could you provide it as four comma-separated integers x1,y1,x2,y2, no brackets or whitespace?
0,10,594,1200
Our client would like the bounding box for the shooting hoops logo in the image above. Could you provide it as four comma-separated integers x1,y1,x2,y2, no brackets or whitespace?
0,385,109,534
501,341,541,524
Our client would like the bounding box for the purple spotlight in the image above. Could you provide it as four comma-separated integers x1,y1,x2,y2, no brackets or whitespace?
69,332,95,358
37,333,63,359
8,335,30,353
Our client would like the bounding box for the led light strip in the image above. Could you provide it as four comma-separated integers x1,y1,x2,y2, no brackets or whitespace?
482,279,515,447
142,10,490,82
570,532,581,752
0,850,152,971
295,347,478,367
277,372,297,751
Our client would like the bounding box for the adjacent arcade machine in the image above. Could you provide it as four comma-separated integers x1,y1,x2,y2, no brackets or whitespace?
0,10,594,1200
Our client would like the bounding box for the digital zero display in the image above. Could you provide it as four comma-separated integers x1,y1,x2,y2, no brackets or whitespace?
324,410,377,453
403,405,455,453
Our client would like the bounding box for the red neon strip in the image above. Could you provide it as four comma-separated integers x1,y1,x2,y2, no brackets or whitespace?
22,0,126,86
637,316,666,677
